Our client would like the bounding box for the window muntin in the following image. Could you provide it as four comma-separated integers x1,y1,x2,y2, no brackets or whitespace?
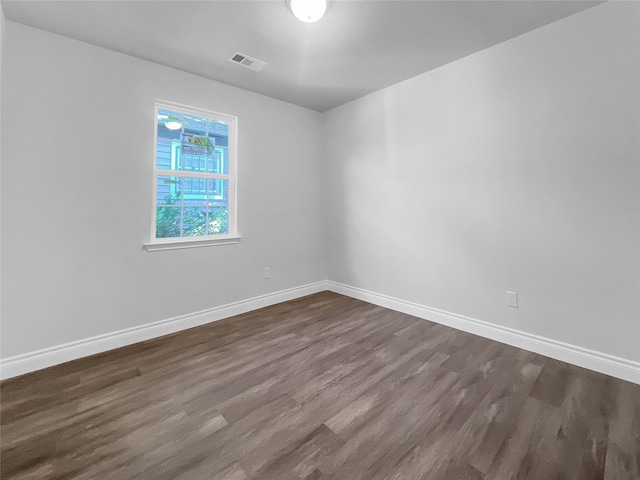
152,103,237,243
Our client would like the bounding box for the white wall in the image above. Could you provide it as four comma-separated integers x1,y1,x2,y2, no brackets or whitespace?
324,1,640,363
2,2,639,375
0,6,4,360
1,22,325,358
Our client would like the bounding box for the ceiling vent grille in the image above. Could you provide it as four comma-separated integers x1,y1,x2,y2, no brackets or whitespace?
228,52,267,72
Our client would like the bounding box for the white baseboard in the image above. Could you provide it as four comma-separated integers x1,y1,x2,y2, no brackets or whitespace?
3,280,638,385
327,281,640,385
0,281,328,380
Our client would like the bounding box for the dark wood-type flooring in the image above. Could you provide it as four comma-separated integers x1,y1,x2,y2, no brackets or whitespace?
2,292,639,479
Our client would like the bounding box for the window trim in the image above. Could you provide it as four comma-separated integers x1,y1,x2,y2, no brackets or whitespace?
145,100,240,251
143,235,242,252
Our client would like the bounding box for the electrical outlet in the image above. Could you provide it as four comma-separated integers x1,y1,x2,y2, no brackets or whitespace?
263,267,271,279
506,291,518,308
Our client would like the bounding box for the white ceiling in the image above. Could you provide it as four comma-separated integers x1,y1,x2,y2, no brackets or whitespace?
1,0,602,112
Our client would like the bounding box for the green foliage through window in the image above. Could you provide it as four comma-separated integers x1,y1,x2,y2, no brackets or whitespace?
156,191,229,238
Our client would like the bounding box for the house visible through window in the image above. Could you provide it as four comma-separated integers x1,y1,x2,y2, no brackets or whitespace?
152,102,237,244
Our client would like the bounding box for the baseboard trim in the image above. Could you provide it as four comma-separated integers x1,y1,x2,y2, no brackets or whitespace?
4,280,638,384
327,281,640,385
0,281,328,380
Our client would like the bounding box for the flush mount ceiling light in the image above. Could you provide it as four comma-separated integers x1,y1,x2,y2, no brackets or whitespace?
289,0,328,23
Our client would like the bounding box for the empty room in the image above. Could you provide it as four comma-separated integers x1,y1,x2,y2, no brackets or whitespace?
0,0,638,479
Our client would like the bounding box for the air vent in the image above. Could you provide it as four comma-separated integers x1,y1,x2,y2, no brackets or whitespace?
228,52,267,72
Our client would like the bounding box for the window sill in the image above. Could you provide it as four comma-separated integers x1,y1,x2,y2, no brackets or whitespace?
143,236,242,252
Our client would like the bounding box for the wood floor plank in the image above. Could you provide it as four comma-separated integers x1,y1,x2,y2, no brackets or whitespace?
248,423,345,480
2,291,638,480
604,379,640,480
484,396,557,480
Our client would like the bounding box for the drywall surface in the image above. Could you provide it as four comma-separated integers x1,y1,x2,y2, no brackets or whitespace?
0,6,4,360
324,1,640,362
1,22,325,358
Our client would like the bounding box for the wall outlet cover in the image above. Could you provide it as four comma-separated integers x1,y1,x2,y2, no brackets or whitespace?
506,291,518,308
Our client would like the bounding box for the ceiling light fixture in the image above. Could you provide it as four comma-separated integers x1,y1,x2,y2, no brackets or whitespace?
289,0,328,23
164,121,182,131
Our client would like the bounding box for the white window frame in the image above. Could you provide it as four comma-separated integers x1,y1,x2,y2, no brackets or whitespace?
144,100,240,252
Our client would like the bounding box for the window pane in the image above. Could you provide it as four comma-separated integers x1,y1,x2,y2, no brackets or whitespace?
182,177,207,198
157,109,183,136
156,206,182,238
182,207,208,237
181,133,212,158
181,152,207,172
207,147,229,174
156,175,181,205
207,179,229,235
156,139,173,170
156,174,182,238
183,114,208,136
206,178,228,202
209,120,228,137
207,206,229,235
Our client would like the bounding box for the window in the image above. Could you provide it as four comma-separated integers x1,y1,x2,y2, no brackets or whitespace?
145,101,239,251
